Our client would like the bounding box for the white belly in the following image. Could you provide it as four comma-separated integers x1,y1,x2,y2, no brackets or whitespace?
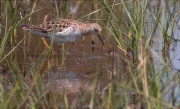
49,30,82,44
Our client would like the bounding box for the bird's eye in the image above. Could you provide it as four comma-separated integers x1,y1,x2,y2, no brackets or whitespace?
94,29,98,32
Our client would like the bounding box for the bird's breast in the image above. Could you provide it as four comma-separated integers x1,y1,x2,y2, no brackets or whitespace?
50,29,82,43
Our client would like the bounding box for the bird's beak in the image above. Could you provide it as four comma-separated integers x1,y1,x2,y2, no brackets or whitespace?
97,34,104,45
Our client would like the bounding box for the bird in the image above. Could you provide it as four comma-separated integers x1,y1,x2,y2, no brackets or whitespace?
22,19,104,48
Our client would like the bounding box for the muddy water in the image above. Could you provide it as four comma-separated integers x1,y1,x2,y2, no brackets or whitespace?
2,0,180,107
12,0,120,95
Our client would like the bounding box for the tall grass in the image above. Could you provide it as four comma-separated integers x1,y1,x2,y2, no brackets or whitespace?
99,0,178,108
0,1,54,108
0,0,179,108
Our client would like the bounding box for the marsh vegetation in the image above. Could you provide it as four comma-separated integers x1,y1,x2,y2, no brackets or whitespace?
0,0,180,108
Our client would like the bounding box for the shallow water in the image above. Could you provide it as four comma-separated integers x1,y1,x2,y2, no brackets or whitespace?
2,0,180,108
2,0,120,95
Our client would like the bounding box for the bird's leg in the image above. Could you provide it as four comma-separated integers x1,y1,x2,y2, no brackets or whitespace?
41,37,50,48
57,44,61,61
42,37,54,59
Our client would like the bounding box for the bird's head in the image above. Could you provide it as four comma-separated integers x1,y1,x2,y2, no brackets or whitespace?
88,23,104,45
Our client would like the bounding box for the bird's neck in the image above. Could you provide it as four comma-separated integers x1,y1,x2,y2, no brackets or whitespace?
81,23,93,35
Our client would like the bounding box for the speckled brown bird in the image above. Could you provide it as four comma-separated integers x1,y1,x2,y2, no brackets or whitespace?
22,19,104,45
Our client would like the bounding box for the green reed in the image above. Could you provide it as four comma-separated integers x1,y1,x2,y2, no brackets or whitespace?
99,0,178,108
0,0,179,108
0,1,54,108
